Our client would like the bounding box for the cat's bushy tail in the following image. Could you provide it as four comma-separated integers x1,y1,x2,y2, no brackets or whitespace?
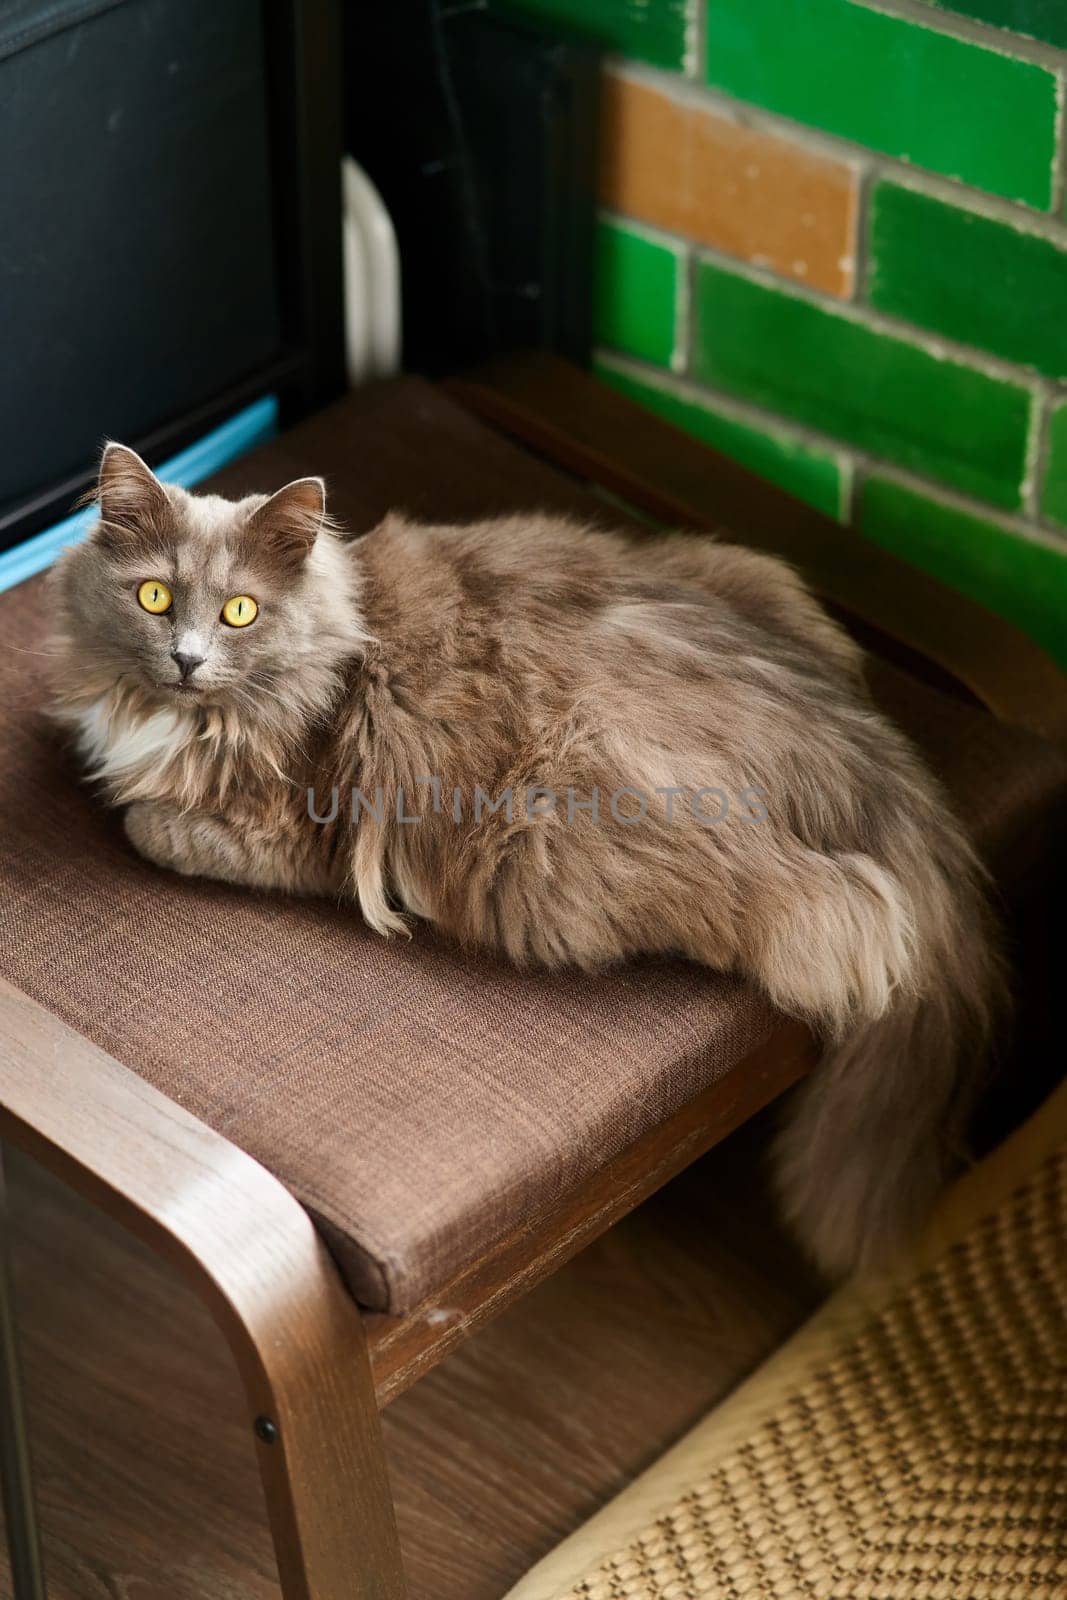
768,800,1005,1279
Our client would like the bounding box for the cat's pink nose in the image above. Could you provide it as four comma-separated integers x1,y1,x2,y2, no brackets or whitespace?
171,651,205,681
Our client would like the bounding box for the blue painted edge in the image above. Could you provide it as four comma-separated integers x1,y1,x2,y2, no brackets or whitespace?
0,394,280,595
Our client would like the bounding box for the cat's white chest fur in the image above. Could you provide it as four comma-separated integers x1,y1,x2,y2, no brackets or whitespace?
73,696,190,783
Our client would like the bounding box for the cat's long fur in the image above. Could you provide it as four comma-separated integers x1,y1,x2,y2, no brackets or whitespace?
49,444,1004,1275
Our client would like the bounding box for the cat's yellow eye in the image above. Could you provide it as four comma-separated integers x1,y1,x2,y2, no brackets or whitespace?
137,579,172,614
221,594,258,628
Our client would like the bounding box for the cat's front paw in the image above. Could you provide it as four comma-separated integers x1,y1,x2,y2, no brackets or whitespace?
124,801,188,873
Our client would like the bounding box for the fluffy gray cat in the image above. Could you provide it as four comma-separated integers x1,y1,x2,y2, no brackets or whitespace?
49,443,1004,1275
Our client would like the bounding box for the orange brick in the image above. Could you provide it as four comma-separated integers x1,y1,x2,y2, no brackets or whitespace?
600,74,858,297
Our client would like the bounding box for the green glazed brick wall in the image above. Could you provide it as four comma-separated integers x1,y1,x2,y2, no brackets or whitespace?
512,0,1067,666
595,356,847,521
704,0,1058,209
1042,404,1067,530
691,260,1031,509
501,0,689,69
868,183,1067,380
924,0,1067,50
594,221,680,368
861,478,1067,666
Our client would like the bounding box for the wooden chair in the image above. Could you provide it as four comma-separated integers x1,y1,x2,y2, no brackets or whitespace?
1,354,1065,1600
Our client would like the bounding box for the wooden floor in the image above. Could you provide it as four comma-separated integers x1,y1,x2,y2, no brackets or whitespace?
0,1108,822,1600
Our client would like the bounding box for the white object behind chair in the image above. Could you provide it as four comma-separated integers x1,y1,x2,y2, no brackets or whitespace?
342,155,401,385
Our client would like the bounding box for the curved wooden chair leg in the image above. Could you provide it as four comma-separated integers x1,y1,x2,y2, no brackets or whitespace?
0,978,406,1600
0,1145,47,1600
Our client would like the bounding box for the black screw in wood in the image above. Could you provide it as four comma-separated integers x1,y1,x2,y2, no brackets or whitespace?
254,1415,279,1444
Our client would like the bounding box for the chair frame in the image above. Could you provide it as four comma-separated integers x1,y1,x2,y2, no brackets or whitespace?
0,978,814,1599
1,356,1064,1598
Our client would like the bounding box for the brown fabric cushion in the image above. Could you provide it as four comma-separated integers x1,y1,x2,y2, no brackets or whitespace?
0,379,1063,1313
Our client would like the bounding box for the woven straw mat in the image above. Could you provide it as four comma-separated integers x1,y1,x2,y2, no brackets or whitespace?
555,1098,1066,1600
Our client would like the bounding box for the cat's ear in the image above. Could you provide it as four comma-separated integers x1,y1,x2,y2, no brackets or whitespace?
95,443,169,549
245,477,326,571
